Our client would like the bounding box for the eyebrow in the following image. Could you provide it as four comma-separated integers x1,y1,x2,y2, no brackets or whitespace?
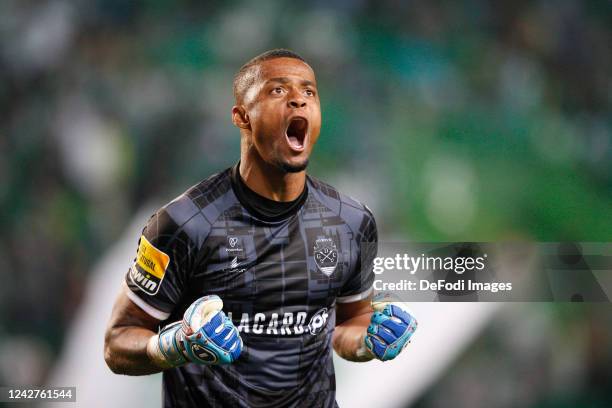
266,77,316,87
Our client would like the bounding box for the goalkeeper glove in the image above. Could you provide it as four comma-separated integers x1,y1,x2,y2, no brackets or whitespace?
363,293,417,361
147,295,242,367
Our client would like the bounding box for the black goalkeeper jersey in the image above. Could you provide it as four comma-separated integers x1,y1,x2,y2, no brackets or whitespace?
125,164,377,408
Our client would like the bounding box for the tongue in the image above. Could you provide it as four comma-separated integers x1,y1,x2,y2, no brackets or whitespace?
288,135,303,148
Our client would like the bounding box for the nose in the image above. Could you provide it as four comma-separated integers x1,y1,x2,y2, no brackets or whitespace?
288,92,306,109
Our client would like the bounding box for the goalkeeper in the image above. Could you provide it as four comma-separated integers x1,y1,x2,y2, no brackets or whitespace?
104,49,417,407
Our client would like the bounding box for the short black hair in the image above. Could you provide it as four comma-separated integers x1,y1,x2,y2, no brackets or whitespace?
233,49,307,103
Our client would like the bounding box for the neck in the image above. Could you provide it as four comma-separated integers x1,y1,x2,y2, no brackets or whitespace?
239,151,306,202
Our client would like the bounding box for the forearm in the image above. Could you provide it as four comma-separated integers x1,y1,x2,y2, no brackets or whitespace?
104,326,167,375
332,313,373,362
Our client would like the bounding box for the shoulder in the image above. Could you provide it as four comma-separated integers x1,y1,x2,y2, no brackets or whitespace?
306,174,377,238
149,168,234,248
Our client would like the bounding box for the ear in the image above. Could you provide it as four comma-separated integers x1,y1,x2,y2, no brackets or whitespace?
232,106,250,130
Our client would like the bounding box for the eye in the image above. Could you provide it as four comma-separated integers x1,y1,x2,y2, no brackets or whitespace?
304,89,315,97
271,87,285,95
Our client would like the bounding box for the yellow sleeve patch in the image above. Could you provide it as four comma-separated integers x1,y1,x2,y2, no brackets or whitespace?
136,236,170,279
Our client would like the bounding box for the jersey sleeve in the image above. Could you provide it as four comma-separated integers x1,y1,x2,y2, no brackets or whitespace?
337,207,378,303
124,208,197,320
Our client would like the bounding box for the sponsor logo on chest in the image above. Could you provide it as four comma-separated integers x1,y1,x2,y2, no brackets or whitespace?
227,309,329,336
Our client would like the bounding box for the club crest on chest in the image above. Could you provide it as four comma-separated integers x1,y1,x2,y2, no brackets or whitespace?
313,237,338,276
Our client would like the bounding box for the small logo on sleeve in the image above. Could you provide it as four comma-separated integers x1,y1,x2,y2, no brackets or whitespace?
130,236,170,295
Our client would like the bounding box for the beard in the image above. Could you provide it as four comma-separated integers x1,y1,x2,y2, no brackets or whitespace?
276,157,309,173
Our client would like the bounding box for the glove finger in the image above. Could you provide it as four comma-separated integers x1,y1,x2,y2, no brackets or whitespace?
367,321,381,337
202,311,226,337
226,336,242,361
381,318,407,338
387,304,414,325
375,325,398,344
215,324,235,347
367,319,396,344
366,334,387,360
209,316,241,347
223,325,243,361
369,310,401,340
370,311,388,326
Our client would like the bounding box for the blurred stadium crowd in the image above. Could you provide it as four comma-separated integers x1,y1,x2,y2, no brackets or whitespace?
0,0,610,406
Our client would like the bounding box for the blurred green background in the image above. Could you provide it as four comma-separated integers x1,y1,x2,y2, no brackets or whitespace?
0,0,610,407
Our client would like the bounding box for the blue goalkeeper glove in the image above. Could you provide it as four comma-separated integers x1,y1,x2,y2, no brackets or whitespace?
149,295,243,367
363,293,417,361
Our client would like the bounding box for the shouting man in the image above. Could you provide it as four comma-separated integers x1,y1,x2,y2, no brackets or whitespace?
104,49,417,407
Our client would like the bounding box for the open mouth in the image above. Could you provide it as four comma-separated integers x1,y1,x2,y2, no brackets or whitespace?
285,117,308,151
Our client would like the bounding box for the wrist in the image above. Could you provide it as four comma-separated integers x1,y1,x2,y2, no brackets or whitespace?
147,321,189,368
355,332,374,360
146,334,173,369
